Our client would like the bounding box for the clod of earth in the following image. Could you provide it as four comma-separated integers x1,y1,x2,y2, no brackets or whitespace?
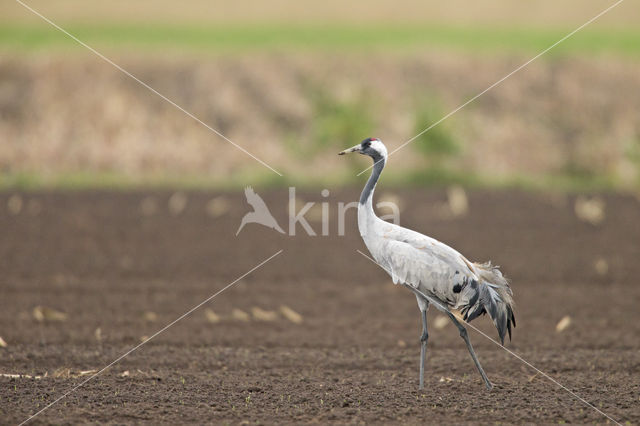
279,306,303,324
206,197,231,218
204,308,221,323
251,307,278,322
168,192,188,215
446,185,469,217
556,316,572,332
231,309,250,322
574,196,605,225
7,195,23,215
594,258,609,276
32,306,67,322
143,311,158,322
433,315,450,330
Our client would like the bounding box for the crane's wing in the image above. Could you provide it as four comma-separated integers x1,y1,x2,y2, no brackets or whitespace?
373,226,515,343
380,224,479,280
374,238,471,307
244,186,269,211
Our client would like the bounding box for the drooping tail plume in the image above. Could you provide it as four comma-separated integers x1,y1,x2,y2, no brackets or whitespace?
459,262,516,344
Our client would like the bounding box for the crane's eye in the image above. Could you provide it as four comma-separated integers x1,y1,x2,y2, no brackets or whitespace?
362,141,371,148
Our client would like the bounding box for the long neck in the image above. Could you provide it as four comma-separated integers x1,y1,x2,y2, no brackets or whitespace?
359,156,386,210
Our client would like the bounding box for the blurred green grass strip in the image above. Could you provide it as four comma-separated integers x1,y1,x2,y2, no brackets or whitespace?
0,170,623,193
0,170,289,191
1,24,640,55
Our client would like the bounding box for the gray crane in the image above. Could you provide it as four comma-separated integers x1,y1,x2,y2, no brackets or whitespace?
339,138,515,390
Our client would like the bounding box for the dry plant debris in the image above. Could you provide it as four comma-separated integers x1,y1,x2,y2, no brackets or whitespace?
231,308,250,322
251,307,278,322
556,315,572,332
279,305,303,324
574,196,605,225
33,306,68,322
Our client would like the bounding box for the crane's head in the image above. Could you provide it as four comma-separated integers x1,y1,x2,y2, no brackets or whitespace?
338,138,388,161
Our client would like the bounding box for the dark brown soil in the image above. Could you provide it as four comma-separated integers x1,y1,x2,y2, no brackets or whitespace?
1,188,639,424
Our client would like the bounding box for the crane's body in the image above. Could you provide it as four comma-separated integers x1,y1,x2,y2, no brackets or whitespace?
341,138,515,390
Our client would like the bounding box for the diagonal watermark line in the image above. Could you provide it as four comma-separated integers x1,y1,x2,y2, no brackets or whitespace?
355,249,623,425
357,0,625,176
15,0,283,177
19,249,284,426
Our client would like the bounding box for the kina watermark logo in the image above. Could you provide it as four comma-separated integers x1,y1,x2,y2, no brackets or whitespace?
236,187,285,235
236,187,400,236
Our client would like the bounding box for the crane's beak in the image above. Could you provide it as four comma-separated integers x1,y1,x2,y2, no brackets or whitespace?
338,144,361,155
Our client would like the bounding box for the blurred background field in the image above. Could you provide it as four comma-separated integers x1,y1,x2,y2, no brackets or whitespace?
1,0,640,190
3,2,640,424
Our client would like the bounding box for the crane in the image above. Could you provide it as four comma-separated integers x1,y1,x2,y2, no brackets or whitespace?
339,138,515,390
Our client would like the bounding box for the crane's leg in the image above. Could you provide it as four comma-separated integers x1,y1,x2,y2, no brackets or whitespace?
415,296,429,390
419,308,428,390
446,311,493,390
